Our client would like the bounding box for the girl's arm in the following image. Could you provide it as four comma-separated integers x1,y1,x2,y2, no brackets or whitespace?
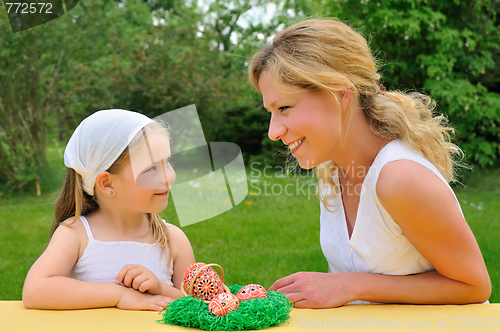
167,223,196,295
23,219,171,311
270,160,491,308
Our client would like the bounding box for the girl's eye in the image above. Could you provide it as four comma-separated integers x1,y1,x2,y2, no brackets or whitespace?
279,106,290,112
144,165,156,173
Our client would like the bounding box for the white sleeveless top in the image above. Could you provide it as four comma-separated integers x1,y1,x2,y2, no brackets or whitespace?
69,216,174,286
320,140,463,302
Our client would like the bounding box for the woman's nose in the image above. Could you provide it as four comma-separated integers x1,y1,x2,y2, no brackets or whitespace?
268,114,286,141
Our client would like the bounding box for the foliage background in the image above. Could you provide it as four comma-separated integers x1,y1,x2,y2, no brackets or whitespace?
0,0,498,194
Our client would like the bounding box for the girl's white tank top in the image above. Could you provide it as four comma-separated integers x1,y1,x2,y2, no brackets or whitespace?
69,216,174,286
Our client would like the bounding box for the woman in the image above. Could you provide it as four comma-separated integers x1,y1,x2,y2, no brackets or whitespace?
248,18,491,308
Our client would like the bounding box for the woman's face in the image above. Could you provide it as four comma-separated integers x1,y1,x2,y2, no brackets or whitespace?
258,70,343,169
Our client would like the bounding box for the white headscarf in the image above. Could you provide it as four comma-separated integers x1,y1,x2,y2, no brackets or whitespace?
64,109,154,195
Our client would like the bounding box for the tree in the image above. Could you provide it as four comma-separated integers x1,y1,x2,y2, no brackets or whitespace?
0,0,156,193
0,12,67,193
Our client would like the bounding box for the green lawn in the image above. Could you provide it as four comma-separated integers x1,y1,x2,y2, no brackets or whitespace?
0,146,498,303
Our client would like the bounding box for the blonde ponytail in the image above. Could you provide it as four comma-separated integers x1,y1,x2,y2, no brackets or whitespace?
367,91,462,182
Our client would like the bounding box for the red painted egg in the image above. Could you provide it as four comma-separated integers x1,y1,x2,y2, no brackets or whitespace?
236,284,267,302
183,262,207,291
183,262,224,301
208,292,240,316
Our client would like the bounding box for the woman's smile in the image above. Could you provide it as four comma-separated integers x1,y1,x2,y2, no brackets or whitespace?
287,138,305,154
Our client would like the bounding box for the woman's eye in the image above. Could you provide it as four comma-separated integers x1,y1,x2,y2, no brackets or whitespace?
279,106,290,112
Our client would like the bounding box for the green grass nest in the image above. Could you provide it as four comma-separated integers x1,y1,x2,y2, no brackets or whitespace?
157,285,293,330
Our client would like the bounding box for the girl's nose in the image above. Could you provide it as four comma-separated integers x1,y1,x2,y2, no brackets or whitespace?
161,160,176,187
268,114,287,141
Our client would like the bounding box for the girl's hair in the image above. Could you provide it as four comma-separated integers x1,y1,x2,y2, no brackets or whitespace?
51,122,173,262
248,18,463,210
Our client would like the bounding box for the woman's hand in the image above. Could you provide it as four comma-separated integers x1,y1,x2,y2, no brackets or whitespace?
116,287,172,311
116,265,161,295
269,271,357,308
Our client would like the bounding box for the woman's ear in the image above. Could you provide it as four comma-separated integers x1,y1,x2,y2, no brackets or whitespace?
95,171,115,197
341,85,351,113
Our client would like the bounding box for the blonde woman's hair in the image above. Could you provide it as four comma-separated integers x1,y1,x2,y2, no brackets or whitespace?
249,17,463,210
52,122,173,262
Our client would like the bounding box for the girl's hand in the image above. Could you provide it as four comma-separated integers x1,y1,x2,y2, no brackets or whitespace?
269,271,357,308
116,265,161,295
117,287,172,311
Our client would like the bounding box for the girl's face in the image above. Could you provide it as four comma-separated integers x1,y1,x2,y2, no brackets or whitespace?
258,70,343,169
116,132,176,213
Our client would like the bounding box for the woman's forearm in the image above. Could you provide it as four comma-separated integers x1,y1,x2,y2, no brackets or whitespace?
23,276,125,310
352,270,491,304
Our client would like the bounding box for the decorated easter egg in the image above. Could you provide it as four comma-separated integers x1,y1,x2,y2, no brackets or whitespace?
236,284,267,302
191,269,224,301
208,292,240,316
183,262,224,301
183,262,207,291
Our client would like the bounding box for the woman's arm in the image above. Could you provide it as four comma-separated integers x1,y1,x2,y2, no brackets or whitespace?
270,160,491,308
370,159,491,303
23,220,171,311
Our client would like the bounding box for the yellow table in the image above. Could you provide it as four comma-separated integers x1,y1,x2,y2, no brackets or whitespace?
1,301,499,331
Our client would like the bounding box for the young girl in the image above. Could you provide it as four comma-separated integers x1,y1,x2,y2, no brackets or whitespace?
249,18,491,307
23,109,195,311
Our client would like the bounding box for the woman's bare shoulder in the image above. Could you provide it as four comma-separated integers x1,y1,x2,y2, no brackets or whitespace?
376,159,447,201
